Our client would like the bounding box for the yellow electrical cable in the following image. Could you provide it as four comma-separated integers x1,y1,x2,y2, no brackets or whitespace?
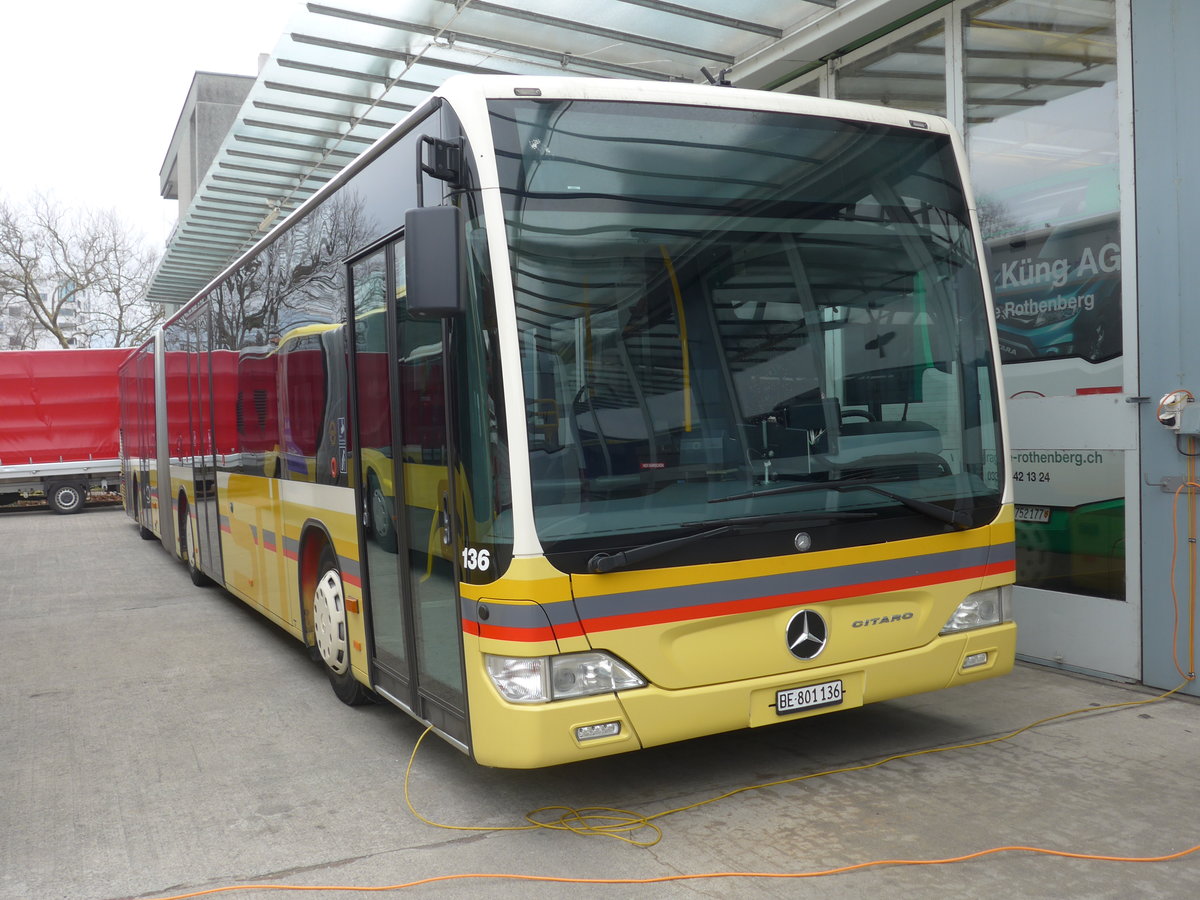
403,727,662,844
407,681,1195,848
142,394,1200,900
140,674,1198,899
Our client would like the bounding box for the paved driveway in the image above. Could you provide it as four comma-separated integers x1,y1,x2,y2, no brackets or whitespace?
2,506,1197,899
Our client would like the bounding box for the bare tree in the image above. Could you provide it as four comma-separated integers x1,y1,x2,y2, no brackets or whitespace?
977,195,1025,242
86,222,164,348
0,303,37,350
0,194,163,348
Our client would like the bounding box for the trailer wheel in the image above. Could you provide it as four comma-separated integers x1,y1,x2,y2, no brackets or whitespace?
48,482,86,515
311,543,372,706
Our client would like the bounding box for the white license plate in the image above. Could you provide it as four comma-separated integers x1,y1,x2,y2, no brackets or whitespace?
1015,505,1051,523
775,679,843,716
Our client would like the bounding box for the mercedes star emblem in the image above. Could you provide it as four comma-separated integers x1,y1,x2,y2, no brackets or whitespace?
785,608,828,661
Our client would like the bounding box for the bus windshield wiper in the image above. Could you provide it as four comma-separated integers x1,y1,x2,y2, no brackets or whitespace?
708,478,971,530
586,510,875,575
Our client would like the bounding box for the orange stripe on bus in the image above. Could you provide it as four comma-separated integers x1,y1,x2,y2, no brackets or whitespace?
462,619,557,643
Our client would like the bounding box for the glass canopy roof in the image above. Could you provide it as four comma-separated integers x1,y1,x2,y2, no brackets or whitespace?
146,0,844,305
146,1,1117,305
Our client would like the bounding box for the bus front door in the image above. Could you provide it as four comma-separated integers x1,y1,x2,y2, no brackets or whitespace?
351,241,468,748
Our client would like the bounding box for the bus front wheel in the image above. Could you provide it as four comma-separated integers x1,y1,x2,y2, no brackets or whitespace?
311,544,372,706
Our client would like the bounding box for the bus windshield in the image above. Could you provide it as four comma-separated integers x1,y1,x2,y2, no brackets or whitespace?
489,99,1003,568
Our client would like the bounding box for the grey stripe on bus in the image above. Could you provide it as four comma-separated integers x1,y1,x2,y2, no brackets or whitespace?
573,544,1006,624
337,554,361,579
460,596,560,629
461,543,1011,631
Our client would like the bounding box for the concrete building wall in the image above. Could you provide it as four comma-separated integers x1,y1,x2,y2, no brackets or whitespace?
159,72,255,218
1133,0,1200,690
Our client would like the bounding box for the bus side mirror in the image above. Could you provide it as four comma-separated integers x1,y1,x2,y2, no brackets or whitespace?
405,206,465,317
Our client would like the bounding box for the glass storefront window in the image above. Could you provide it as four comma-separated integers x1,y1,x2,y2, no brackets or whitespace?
1012,448,1124,600
834,20,947,115
964,1,1124,602
965,0,1122,388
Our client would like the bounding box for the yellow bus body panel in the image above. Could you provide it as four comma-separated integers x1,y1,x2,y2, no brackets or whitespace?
570,524,1010,690
466,513,1016,768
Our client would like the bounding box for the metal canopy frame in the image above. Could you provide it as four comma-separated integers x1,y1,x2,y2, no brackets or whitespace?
143,0,1128,307
146,0,841,305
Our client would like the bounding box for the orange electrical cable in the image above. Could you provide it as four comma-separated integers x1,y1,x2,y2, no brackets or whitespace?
137,842,1200,899
1168,479,1200,680
1156,389,1195,424
137,684,1196,900
1189,439,1198,677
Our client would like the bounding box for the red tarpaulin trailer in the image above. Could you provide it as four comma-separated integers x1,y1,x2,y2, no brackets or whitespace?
0,348,132,512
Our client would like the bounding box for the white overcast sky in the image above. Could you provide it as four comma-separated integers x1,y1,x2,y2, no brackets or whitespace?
0,0,303,245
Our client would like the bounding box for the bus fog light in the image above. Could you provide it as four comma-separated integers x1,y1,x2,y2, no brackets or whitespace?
576,722,621,741
551,652,646,699
941,587,1009,634
485,655,550,703
963,652,989,669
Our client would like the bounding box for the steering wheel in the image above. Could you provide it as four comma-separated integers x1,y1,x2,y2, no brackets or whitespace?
841,409,876,422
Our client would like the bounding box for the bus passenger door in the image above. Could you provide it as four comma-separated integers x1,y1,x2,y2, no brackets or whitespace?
133,344,157,531
351,240,468,747
186,304,223,583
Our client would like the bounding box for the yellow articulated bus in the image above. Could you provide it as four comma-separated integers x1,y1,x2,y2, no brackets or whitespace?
120,75,1015,768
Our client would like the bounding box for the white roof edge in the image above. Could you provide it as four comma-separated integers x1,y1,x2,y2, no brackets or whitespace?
433,73,953,133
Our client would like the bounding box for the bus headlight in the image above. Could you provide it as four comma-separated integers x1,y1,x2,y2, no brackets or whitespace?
485,652,646,703
940,586,1011,634
551,651,646,699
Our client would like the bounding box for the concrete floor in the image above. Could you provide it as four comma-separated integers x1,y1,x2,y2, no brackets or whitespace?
2,504,1198,900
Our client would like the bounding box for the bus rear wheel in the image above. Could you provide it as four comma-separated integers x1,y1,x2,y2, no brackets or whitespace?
179,497,211,587
312,544,372,706
134,478,155,540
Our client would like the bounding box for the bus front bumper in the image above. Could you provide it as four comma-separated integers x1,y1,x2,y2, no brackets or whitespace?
465,623,1016,769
